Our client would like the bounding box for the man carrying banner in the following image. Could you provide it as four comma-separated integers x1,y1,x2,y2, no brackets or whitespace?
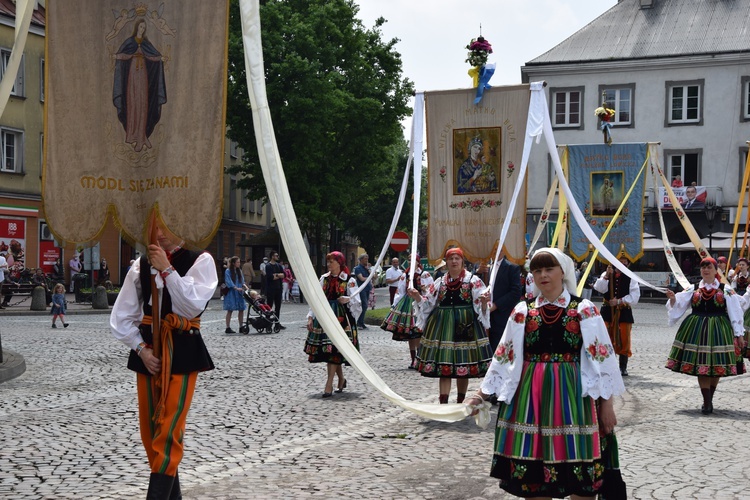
110,227,217,498
594,253,640,376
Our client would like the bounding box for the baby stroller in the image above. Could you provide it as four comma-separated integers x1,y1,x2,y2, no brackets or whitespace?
240,289,282,334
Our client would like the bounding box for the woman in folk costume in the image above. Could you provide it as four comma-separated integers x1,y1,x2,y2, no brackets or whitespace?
665,257,745,414
464,248,624,498
730,257,749,294
408,247,493,404
304,251,361,398
730,257,750,348
381,253,423,369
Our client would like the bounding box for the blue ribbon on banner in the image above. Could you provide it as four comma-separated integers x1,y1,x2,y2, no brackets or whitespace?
473,63,495,104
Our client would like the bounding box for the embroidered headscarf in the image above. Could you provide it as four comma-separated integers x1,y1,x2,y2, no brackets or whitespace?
529,247,578,297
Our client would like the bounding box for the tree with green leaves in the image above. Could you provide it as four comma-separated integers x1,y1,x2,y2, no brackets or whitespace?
226,0,415,270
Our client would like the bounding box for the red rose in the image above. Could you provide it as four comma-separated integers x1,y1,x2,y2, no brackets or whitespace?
565,321,580,334
541,353,551,362
563,353,573,361
526,319,539,333
513,312,525,323
588,345,596,357
441,365,452,376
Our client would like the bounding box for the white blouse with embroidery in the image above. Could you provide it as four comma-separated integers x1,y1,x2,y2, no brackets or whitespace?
412,273,490,331
306,271,362,321
666,279,744,336
480,289,625,403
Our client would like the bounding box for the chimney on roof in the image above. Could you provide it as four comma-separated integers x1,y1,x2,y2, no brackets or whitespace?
639,0,654,8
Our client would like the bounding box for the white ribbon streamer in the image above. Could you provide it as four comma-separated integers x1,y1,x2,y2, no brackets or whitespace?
408,93,424,281
239,0,471,422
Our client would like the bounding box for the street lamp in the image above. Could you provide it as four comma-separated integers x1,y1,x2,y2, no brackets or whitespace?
705,198,719,254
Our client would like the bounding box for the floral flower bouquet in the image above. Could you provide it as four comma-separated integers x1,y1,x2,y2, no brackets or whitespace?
594,104,616,145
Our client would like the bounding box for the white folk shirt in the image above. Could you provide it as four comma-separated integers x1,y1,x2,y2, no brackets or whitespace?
109,253,218,351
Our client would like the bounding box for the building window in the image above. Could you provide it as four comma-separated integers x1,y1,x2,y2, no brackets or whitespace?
1,128,23,173
241,188,248,212
599,84,634,127
665,149,701,186
1,48,24,97
741,76,750,122
666,80,703,125
249,197,255,214
550,87,583,129
229,140,238,159
40,58,44,102
257,200,263,215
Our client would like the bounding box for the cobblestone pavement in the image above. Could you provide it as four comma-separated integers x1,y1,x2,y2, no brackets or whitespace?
2,295,750,499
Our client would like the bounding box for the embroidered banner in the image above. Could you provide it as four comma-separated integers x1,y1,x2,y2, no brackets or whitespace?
424,86,529,264
44,1,229,247
567,143,647,261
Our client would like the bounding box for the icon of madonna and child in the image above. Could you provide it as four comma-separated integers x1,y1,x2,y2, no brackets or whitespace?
454,132,500,195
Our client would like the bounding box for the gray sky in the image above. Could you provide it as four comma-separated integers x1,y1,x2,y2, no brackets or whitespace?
356,0,618,134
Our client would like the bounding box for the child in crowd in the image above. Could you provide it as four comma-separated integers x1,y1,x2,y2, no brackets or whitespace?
50,283,69,328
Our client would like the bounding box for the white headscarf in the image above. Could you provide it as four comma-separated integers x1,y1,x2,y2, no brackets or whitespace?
529,247,578,297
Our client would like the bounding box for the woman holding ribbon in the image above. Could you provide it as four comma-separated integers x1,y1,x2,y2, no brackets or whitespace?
304,251,361,398
408,247,493,404
666,257,745,414
464,248,624,498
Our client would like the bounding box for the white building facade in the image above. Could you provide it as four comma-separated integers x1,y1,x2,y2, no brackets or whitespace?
521,0,750,267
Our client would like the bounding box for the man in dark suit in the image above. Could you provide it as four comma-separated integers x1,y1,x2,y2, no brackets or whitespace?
485,256,523,405
487,256,523,352
682,185,704,209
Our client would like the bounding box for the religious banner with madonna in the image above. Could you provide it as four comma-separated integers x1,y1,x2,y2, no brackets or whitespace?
44,1,229,247
424,85,529,265
567,143,648,262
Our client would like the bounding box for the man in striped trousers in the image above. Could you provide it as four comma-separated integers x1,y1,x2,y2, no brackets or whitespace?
111,228,217,499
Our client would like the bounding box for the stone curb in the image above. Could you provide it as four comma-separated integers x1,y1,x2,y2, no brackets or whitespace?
0,348,26,384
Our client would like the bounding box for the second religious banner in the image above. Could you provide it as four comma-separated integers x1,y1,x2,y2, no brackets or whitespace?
567,143,647,261
424,85,529,264
44,1,229,247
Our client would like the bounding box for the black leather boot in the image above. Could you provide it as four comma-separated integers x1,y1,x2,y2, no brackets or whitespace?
619,355,629,376
146,472,174,500
170,472,182,500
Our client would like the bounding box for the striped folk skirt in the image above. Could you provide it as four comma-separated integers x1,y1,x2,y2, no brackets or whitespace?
304,300,360,365
666,313,740,377
381,295,421,341
491,359,604,498
414,303,492,378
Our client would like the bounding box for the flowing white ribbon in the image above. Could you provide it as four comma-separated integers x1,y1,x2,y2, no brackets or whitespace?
239,0,471,422
351,98,418,296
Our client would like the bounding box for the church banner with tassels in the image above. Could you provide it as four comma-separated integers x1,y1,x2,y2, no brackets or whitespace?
425,86,529,265
567,143,647,261
44,1,229,247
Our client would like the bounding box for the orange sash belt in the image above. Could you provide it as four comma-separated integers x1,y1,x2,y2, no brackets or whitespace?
141,313,201,424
